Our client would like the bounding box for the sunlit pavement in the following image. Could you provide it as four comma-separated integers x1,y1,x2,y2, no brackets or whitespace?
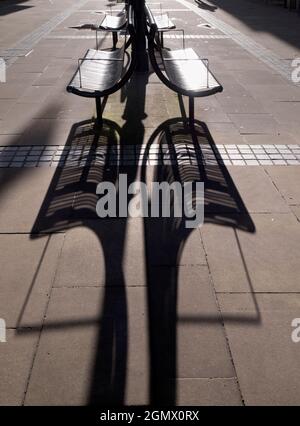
0,0,300,406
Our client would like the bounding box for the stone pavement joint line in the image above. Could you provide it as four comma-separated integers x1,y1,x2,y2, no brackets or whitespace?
176,0,298,84
0,0,88,66
1,144,300,167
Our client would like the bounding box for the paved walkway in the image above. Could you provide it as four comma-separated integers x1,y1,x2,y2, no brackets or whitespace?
0,0,300,406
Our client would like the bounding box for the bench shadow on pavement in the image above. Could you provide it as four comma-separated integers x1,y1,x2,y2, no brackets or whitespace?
0,0,32,17
26,73,260,406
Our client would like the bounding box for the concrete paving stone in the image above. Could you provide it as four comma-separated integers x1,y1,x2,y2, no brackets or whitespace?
246,84,300,102
34,94,93,119
227,166,289,213
3,102,42,123
32,65,68,86
5,72,41,85
242,133,298,146
207,122,244,136
218,81,253,99
265,166,300,205
265,101,300,124
221,58,269,72
174,265,235,378
228,113,280,135
216,95,266,114
291,206,300,222
24,264,235,405
174,378,242,406
278,122,300,141
206,122,247,145
17,86,54,104
0,330,39,406
201,213,300,292
0,167,62,232
17,117,75,146
144,217,207,266
0,103,47,136
0,233,64,328
0,83,27,100
218,293,300,406
0,100,15,119
53,218,147,287
194,106,231,123
235,70,285,86
10,59,50,74
24,286,149,405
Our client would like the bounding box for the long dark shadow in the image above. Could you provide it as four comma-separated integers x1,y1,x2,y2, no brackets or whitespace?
28,72,148,406
141,116,258,405
207,0,300,51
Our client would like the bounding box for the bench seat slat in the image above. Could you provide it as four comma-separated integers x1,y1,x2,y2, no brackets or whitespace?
154,14,175,30
100,12,127,30
162,48,221,93
68,48,124,94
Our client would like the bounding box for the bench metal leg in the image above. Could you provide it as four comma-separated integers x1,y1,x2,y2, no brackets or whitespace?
189,97,195,128
95,97,103,127
112,32,118,49
161,32,164,48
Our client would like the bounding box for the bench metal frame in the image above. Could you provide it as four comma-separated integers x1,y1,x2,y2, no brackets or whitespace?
145,4,223,127
145,4,176,48
67,5,136,127
99,7,127,49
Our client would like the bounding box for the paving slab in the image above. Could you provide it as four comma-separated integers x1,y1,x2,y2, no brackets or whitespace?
201,213,300,293
218,293,300,406
246,84,300,102
0,99,15,119
0,83,27,100
24,286,149,405
243,133,298,146
291,206,300,222
25,263,235,405
0,233,64,328
175,378,242,406
144,218,207,266
53,219,146,288
174,265,235,378
0,330,39,406
227,166,289,213
216,94,266,114
17,117,76,146
265,166,300,205
228,113,280,135
0,168,60,232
